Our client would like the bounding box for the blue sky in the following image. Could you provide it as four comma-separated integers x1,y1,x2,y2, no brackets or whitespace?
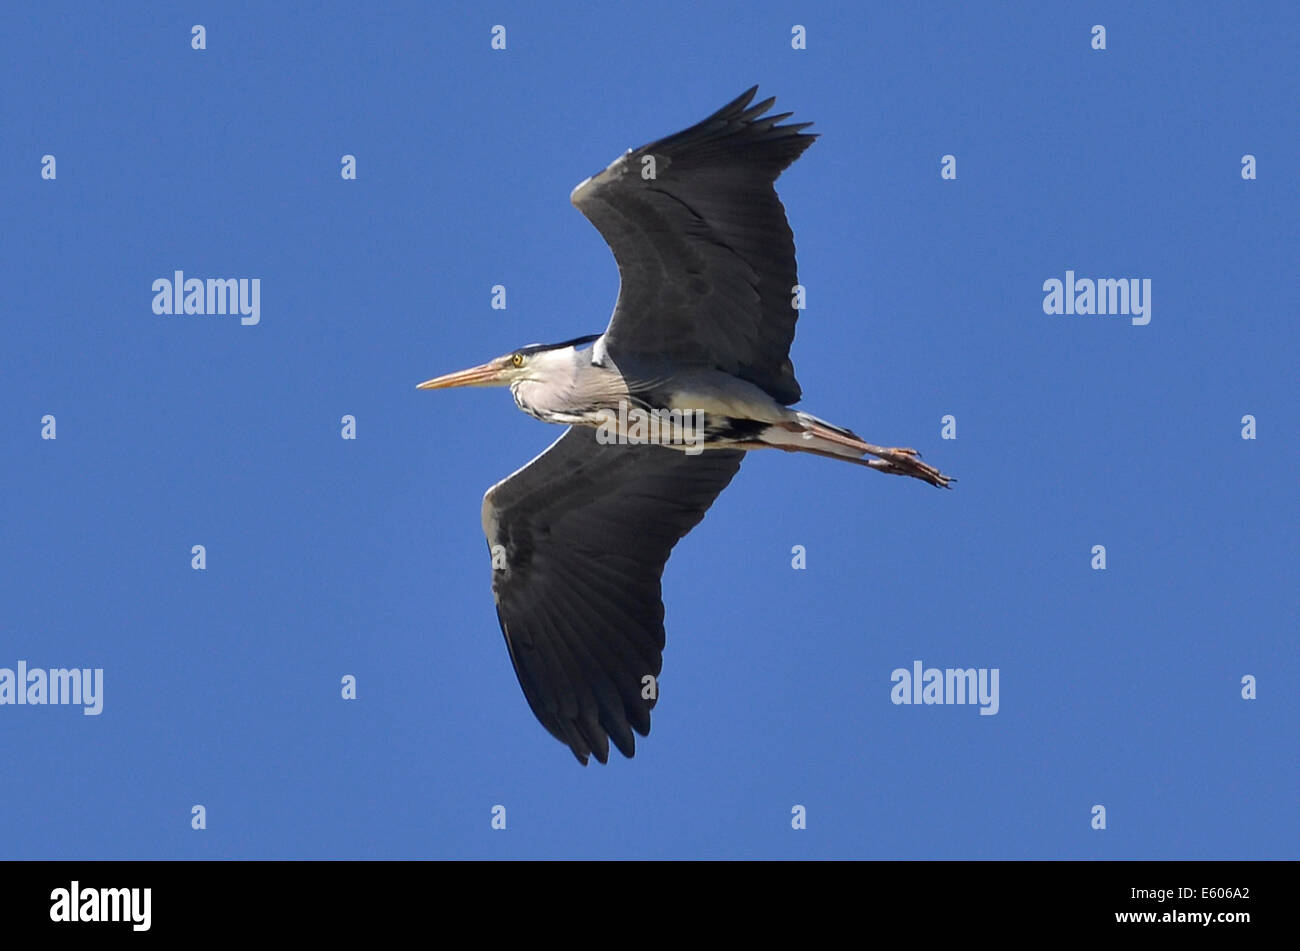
2,1,1296,859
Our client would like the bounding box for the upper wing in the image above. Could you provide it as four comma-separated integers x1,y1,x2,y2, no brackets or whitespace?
571,87,817,406
482,427,744,764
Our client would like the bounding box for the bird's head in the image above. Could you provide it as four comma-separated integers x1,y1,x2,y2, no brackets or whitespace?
416,350,528,391
416,334,602,392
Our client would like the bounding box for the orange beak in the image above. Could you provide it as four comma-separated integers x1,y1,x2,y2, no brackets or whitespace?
416,359,511,390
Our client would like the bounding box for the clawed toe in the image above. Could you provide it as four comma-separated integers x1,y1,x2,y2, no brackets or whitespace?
870,449,953,489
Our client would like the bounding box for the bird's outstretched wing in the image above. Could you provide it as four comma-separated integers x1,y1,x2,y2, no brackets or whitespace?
571,86,817,406
482,427,743,764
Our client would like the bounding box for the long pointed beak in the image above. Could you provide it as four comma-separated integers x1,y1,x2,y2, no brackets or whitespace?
416,361,508,390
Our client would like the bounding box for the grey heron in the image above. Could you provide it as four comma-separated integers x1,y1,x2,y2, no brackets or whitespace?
419,87,952,764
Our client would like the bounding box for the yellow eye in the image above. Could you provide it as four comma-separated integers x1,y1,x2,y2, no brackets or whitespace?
511,353,525,368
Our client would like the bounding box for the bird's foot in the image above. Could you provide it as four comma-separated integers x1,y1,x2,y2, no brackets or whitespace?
866,447,954,489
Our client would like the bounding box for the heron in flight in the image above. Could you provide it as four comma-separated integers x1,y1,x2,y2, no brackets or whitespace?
419,88,952,764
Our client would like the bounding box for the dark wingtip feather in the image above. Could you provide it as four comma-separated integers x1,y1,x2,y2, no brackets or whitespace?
625,86,816,179
739,96,778,122
610,730,636,759
731,85,761,111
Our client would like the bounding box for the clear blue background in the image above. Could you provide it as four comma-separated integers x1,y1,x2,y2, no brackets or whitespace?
2,1,1296,859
